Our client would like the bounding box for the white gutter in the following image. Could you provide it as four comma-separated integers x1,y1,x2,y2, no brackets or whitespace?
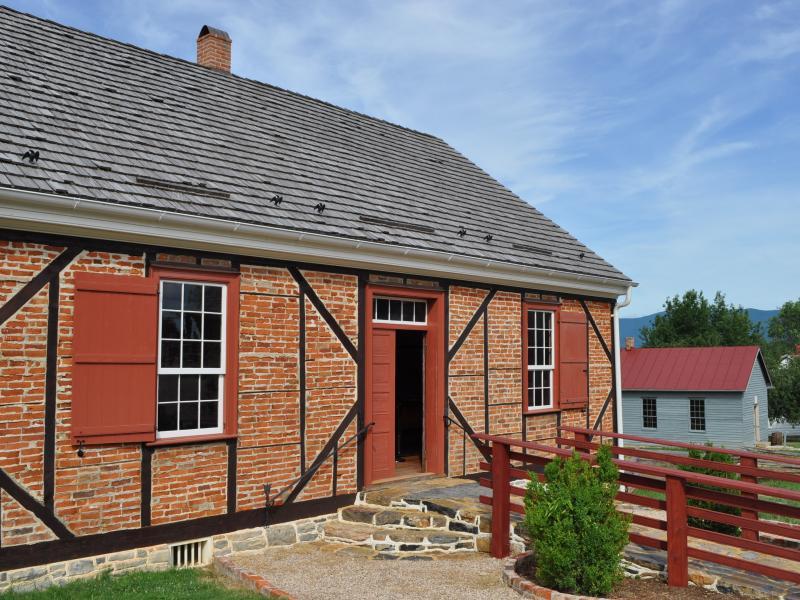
613,285,634,447
0,187,635,298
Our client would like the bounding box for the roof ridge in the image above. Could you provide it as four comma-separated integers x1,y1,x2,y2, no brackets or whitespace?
0,5,440,142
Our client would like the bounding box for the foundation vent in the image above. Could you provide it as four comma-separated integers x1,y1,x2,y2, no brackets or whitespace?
170,538,211,568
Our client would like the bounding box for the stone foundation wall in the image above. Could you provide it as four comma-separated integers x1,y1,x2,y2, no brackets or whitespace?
0,515,336,593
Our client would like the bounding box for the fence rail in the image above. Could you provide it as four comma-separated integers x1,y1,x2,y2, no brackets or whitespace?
473,428,800,587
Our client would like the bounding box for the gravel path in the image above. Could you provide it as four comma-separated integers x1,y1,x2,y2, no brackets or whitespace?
233,542,520,600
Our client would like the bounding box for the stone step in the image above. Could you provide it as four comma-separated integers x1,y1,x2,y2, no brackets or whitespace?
322,520,476,552
339,505,448,529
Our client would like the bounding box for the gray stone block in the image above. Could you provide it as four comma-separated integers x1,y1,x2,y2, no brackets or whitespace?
109,550,136,562
232,534,267,553
297,521,317,534
266,524,297,547
148,549,171,565
428,533,461,544
67,560,95,576
448,521,478,534
9,566,47,583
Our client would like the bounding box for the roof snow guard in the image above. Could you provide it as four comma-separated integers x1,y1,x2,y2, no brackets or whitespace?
0,6,634,297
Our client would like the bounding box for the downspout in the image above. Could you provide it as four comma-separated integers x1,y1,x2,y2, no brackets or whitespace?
613,286,633,447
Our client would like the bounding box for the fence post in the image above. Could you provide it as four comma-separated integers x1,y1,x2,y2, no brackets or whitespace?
575,431,590,454
666,475,689,587
491,440,511,558
740,456,759,541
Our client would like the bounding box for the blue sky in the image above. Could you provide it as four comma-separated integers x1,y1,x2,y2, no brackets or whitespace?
9,0,800,316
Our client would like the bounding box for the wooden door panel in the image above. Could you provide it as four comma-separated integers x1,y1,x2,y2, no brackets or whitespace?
370,328,395,482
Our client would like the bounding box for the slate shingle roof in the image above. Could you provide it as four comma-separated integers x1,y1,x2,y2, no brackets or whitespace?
0,6,631,285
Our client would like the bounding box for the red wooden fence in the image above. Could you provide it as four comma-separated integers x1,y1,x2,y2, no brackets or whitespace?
474,427,800,587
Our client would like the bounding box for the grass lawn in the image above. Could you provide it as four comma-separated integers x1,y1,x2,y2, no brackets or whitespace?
0,568,266,600
787,441,800,449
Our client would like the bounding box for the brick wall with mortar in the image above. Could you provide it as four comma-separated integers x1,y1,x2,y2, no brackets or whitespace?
0,243,364,551
0,238,615,562
448,291,615,475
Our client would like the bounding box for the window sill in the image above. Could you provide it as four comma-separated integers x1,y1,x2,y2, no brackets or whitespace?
523,407,562,416
146,432,237,447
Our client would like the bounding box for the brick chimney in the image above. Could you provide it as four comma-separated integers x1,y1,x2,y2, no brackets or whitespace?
197,25,231,72
625,336,635,351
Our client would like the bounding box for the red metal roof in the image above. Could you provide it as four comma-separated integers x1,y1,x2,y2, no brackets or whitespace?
621,346,766,392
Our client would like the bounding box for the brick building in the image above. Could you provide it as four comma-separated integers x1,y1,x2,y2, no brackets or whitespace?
0,7,633,576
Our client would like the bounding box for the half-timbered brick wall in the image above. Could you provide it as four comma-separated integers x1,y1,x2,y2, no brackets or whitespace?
0,234,617,568
446,294,615,476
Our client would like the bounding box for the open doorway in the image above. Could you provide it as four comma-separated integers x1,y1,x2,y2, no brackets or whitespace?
395,330,425,477
364,285,445,487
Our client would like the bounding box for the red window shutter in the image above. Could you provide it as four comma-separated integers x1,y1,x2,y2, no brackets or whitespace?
72,272,158,444
558,310,588,409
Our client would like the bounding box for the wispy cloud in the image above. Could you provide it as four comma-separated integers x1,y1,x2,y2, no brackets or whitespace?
6,0,799,314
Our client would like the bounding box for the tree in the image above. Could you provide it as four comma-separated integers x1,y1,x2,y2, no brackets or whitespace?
768,299,800,359
769,355,800,424
641,290,764,348
764,300,800,423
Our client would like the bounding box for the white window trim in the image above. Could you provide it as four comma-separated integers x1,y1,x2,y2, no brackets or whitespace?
157,280,227,439
372,296,427,325
527,309,555,411
689,397,706,432
642,397,657,429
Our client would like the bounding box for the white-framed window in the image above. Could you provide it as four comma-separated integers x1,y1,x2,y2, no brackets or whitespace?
373,297,427,324
690,397,706,432
527,309,554,410
642,397,657,429
157,280,226,438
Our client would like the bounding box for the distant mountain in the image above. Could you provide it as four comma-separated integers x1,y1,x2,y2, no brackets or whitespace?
620,308,778,347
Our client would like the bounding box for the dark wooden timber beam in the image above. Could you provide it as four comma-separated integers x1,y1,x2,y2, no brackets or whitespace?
298,289,307,474
43,274,59,508
591,389,616,433
579,299,613,363
447,396,490,461
288,266,357,362
0,493,355,572
277,402,359,508
448,289,496,362
140,445,153,527
0,246,82,327
0,469,73,540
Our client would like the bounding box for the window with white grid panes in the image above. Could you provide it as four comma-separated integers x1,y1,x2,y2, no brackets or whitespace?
690,398,706,432
642,397,657,429
157,281,226,438
527,310,554,410
373,297,427,324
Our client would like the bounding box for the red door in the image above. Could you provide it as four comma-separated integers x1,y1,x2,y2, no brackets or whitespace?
368,328,396,482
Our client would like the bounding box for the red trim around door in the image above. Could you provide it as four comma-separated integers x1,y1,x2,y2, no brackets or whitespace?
364,285,445,486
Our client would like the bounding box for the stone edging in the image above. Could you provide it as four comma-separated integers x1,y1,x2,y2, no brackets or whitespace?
501,553,599,600
213,555,296,600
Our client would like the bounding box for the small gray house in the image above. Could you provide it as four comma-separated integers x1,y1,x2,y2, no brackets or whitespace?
621,345,772,447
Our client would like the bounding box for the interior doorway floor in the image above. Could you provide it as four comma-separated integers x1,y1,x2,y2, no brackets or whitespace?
394,455,422,479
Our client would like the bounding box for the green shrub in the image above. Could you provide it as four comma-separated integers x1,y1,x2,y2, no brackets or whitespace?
679,445,741,536
523,445,630,597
